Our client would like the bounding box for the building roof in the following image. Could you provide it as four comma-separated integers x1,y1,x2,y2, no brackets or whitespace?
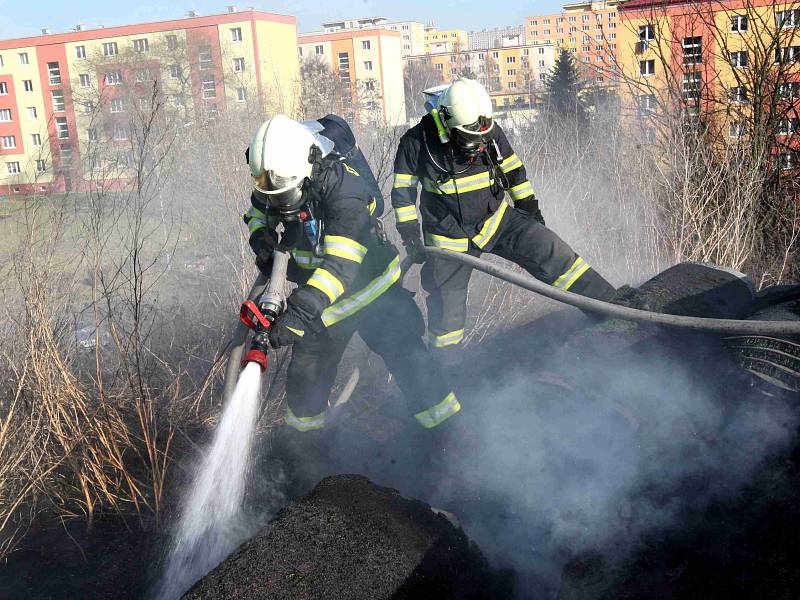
0,9,295,51
298,28,401,43
619,0,708,10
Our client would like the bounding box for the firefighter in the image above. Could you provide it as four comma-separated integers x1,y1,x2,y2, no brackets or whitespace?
391,77,616,352
244,114,460,437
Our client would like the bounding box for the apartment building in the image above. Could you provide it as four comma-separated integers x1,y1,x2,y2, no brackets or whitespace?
385,21,429,57
298,28,406,125
525,0,621,85
425,29,469,54
469,26,526,51
0,9,299,195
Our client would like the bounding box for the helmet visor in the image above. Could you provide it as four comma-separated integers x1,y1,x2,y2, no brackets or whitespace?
253,171,306,215
451,117,495,155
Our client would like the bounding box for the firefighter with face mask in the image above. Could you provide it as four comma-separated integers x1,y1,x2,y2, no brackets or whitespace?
244,114,460,438
392,78,616,353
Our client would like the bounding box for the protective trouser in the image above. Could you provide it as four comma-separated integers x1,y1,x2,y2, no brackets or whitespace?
284,283,460,432
421,208,616,348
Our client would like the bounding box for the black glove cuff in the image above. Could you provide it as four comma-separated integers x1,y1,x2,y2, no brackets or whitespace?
396,220,421,243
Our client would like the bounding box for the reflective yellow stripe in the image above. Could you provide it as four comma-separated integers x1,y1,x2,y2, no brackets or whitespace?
499,153,523,173
286,326,305,338
472,201,509,250
414,391,461,429
423,172,494,195
425,233,469,252
247,218,266,234
246,206,266,220
393,173,419,188
395,205,418,223
509,180,535,201
322,256,402,327
368,198,377,215
307,268,345,303
324,235,368,263
244,206,267,233
553,257,591,291
292,249,324,270
343,163,359,177
285,406,326,432
428,329,464,348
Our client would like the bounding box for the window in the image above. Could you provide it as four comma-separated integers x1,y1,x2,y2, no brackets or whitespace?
728,120,745,138
23,80,33,92
779,152,796,170
202,74,216,99
79,73,90,87
338,52,350,71
435,63,443,71
233,57,245,72
113,124,128,140
75,45,86,59
364,80,375,91
362,40,371,50
169,64,181,79
104,70,122,85
6,162,20,174
0,109,11,121
777,10,800,28
539,73,546,81
36,159,46,173
88,128,98,142
776,46,800,64
539,60,546,67
139,97,151,111
683,36,702,65
539,47,545,54
507,69,516,76
777,118,799,136
508,81,517,89
199,46,213,70
46,62,61,85
731,15,748,32
55,117,69,138
364,60,373,70
683,71,702,101
110,98,124,113
450,55,457,63
230,27,243,42
1,136,16,149
18,52,29,65
639,94,657,112
83,100,94,115
779,82,800,99
31,133,41,146
236,87,247,102
731,51,749,68
729,86,748,103
506,56,516,63
315,45,324,55
167,34,178,51
136,68,153,82
172,95,186,107
133,38,149,53
596,55,604,62
26,107,37,119
51,90,65,111
492,51,499,59
640,59,655,76
0,82,6,95
103,42,118,56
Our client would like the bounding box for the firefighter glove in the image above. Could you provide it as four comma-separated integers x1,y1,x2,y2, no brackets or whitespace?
249,228,279,275
515,198,545,226
268,312,305,348
396,221,426,264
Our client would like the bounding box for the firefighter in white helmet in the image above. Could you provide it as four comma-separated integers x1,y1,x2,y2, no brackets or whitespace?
244,114,460,436
391,77,616,352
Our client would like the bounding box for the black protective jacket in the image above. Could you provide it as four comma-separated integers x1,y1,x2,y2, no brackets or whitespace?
391,115,537,252
244,158,400,334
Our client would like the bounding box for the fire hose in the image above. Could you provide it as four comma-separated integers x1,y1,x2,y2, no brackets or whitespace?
424,247,800,337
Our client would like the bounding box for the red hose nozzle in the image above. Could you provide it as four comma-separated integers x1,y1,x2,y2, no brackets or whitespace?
241,349,268,372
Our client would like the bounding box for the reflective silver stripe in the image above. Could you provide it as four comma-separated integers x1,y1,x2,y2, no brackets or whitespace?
393,173,419,188
509,181,535,200
553,257,590,291
425,233,469,252
414,391,461,429
322,256,402,326
307,268,345,303
324,235,368,263
292,249,324,270
395,206,418,223
428,329,464,348
285,406,326,432
471,201,509,249
499,153,523,173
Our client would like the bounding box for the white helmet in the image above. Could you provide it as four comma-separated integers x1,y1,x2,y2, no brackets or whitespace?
248,114,324,216
436,78,495,155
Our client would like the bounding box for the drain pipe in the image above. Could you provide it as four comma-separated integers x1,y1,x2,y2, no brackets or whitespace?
424,247,800,337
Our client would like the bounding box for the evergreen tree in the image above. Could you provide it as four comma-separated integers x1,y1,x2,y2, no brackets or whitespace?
545,50,585,121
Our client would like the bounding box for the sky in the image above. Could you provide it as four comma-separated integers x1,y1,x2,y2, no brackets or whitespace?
0,0,567,39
